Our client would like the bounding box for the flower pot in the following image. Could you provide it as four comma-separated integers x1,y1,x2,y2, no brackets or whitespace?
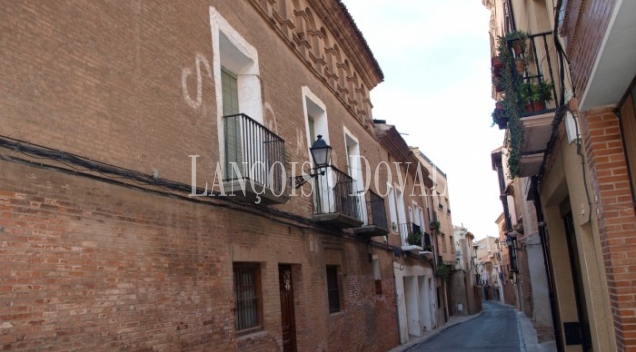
512,41,524,55
525,100,546,113
493,77,505,92
492,57,504,78
515,58,525,74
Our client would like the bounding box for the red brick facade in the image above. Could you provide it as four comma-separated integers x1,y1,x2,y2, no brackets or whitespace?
562,0,636,349
0,1,422,351
0,160,400,351
580,107,636,351
560,0,618,99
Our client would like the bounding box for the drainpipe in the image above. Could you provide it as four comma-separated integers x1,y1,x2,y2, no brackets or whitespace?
506,0,517,31
531,176,564,352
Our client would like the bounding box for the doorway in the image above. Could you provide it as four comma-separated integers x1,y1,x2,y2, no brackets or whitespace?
279,265,297,352
562,211,591,351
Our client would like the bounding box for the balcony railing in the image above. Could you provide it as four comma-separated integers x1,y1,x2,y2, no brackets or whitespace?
353,190,389,238
312,165,362,228
493,31,564,178
223,113,287,204
506,31,561,117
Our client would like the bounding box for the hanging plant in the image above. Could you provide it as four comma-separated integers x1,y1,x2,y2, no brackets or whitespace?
435,263,453,281
491,102,510,129
491,30,531,179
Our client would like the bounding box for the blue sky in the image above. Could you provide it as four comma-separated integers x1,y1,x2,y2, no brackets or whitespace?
344,0,504,239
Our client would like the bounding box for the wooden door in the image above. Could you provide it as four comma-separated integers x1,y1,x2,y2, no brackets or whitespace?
279,265,297,352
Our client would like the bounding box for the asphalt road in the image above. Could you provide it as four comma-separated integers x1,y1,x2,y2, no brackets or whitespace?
409,301,521,352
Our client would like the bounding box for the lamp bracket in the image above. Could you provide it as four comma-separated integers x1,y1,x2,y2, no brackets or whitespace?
291,169,326,189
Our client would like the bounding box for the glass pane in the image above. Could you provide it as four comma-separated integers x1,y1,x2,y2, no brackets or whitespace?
222,68,239,115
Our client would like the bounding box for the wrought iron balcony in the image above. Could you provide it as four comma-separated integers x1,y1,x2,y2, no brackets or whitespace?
312,165,363,229
493,30,565,178
399,222,423,247
223,113,288,205
353,190,389,238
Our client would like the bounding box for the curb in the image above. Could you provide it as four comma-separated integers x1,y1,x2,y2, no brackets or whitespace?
516,311,527,352
387,311,484,352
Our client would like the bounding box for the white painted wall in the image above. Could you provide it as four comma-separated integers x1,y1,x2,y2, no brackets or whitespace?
394,263,436,344
404,276,420,336
418,276,432,331
526,232,554,331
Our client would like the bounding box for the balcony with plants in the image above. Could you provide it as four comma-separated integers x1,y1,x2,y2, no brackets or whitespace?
490,30,563,178
398,222,433,257
353,190,390,238
223,113,288,204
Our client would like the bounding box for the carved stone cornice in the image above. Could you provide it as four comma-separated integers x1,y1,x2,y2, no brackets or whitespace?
306,0,384,88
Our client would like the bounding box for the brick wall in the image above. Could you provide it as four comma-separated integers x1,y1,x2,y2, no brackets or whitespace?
0,1,411,351
561,0,617,98
0,0,387,219
0,158,400,351
580,106,636,351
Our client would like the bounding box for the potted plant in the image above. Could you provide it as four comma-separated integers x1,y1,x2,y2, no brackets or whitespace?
391,222,397,231
493,76,505,92
519,81,554,113
435,263,453,281
407,232,422,246
491,101,510,129
502,30,529,56
429,220,440,230
492,56,504,78
514,57,527,74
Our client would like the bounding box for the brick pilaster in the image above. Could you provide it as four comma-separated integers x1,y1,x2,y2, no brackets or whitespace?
580,106,636,351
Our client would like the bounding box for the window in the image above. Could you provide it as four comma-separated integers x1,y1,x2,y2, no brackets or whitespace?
303,87,329,153
212,11,262,122
326,266,341,313
345,130,366,223
450,235,455,253
308,115,316,143
387,184,398,231
233,263,262,333
221,68,239,115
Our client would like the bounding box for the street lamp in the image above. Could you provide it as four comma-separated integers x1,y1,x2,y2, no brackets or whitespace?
309,135,332,169
506,236,515,248
292,135,332,188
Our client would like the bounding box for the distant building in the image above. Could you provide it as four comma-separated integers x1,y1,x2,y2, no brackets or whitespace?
483,0,636,350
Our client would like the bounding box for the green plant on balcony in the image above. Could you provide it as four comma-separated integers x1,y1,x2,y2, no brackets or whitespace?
491,30,532,179
407,231,422,246
491,102,510,129
519,81,554,113
429,220,440,230
435,263,453,281
503,30,528,55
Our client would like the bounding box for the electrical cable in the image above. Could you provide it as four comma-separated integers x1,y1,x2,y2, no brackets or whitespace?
0,134,416,257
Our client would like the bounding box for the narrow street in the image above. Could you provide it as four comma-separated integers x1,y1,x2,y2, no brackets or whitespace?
409,301,520,352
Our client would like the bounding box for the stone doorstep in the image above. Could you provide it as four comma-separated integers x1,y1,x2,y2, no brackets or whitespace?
386,311,484,352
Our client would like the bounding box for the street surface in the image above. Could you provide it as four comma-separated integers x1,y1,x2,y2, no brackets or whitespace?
409,301,520,352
